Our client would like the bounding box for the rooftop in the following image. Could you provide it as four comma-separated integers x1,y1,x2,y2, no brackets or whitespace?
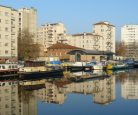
68,49,114,55
94,21,115,27
0,5,17,11
72,32,101,37
47,42,82,49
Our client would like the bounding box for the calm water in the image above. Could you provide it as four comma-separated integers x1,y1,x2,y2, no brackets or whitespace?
0,69,138,115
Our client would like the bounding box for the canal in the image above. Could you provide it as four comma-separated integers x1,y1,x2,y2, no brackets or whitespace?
0,69,138,115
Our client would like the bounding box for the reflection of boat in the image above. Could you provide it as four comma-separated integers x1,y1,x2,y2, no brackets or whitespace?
69,70,109,82
0,63,18,77
134,61,138,68
19,61,64,80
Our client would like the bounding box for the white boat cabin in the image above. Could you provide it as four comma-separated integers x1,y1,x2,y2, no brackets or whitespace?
0,64,18,71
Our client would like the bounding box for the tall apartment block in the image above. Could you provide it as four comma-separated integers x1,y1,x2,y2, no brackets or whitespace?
93,21,116,53
37,23,67,51
121,25,138,58
0,5,19,61
66,33,103,51
18,7,37,42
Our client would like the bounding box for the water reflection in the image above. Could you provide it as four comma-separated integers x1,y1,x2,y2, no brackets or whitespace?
121,70,138,99
0,69,138,115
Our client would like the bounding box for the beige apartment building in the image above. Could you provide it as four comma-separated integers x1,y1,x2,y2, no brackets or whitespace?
18,7,37,42
0,5,19,61
121,25,138,58
93,21,116,53
66,33,103,51
37,23,67,51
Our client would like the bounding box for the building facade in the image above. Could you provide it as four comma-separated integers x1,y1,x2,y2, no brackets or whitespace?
68,49,114,62
66,33,103,51
93,21,115,53
0,5,19,62
18,7,37,42
46,42,81,61
37,23,67,51
121,25,138,58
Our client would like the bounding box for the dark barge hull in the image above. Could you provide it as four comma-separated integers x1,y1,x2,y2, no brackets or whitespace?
19,69,64,80
134,64,138,68
0,71,19,80
66,66,92,72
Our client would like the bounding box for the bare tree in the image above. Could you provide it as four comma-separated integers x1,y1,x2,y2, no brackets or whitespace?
18,30,41,60
116,41,127,56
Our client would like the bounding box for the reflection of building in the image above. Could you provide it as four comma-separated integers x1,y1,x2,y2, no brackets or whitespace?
0,81,20,115
93,76,116,105
121,73,138,99
0,5,19,61
37,75,116,105
20,90,37,115
37,82,66,104
0,81,37,115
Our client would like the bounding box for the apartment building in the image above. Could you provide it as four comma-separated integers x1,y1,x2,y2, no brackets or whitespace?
18,7,37,42
37,23,67,51
93,21,116,53
66,33,103,51
121,25,138,58
0,5,19,61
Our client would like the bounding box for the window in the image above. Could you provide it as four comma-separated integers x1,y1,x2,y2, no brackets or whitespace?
5,27,8,32
5,50,8,54
0,19,1,23
5,43,8,46
5,35,8,39
5,12,9,16
5,20,9,24
0,34,1,39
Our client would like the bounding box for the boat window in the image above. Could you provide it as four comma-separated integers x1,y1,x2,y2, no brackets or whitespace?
2,66,5,69
15,65,17,68
2,83,5,86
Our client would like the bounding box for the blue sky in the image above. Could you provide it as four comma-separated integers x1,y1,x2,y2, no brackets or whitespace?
0,0,138,40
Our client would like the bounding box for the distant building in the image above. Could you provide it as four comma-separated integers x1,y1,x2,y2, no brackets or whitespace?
66,33,103,51
0,5,19,62
93,21,116,53
121,25,138,58
37,23,67,51
46,42,81,61
18,7,37,42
